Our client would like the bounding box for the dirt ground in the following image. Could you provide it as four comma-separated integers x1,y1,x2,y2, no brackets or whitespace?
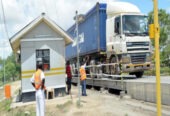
0,81,170,116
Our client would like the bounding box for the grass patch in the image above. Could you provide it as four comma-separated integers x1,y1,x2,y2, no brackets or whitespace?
56,100,72,112
0,99,36,116
144,69,155,76
160,67,170,75
125,113,128,116
0,82,3,87
13,108,36,116
14,88,20,95
10,106,36,116
0,99,12,112
144,67,170,76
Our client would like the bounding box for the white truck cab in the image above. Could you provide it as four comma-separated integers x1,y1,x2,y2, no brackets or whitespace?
106,2,152,77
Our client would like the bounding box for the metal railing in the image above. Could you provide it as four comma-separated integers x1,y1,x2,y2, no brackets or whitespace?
71,63,135,79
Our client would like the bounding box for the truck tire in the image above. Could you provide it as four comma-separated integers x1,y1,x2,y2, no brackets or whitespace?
96,64,102,78
71,63,76,75
134,71,144,78
90,60,96,78
109,56,120,75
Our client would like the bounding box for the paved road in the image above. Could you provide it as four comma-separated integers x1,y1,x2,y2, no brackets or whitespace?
125,76,170,84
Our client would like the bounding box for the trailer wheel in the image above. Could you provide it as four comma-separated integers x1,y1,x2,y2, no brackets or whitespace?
109,56,119,75
96,64,102,78
134,71,144,78
90,60,96,78
71,63,76,75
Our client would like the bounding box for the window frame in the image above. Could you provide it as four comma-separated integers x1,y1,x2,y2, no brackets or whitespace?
36,49,50,71
114,16,121,34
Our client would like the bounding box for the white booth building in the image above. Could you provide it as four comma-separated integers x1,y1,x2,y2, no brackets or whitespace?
10,14,73,101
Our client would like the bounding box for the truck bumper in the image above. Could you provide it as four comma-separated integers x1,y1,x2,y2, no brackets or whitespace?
122,62,153,73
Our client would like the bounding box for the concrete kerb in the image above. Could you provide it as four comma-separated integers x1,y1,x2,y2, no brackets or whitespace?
126,81,170,106
124,99,170,116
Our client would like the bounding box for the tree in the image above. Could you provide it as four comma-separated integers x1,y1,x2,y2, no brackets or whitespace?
6,53,21,81
5,62,16,81
148,9,170,66
0,57,4,84
0,53,21,83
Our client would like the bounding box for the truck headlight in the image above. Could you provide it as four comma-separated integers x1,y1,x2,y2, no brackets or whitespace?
146,53,152,62
122,54,131,64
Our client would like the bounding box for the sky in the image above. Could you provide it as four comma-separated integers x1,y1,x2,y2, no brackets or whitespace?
0,0,169,59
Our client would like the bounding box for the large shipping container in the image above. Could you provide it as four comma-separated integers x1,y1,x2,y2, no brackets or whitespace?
66,3,107,60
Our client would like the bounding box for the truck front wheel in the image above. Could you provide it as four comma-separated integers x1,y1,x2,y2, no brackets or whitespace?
134,71,144,78
109,56,120,75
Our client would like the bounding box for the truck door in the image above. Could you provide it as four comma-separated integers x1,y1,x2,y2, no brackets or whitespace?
114,16,122,53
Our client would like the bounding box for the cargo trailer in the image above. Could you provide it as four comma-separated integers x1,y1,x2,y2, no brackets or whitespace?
66,2,152,78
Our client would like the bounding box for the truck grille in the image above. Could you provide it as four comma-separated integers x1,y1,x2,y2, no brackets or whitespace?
126,42,150,52
127,48,149,51
130,53,146,64
126,42,149,47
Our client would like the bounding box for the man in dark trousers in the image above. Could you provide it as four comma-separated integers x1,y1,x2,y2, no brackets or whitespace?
66,61,72,95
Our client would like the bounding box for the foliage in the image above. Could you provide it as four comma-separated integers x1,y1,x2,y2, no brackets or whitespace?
0,53,21,84
0,102,36,116
144,66,170,76
0,99,12,112
148,9,170,67
5,62,16,81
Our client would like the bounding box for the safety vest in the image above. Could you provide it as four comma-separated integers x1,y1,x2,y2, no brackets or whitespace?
34,69,43,90
79,67,86,80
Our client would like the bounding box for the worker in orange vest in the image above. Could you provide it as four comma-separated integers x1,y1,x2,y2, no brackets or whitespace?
79,62,87,96
31,63,45,116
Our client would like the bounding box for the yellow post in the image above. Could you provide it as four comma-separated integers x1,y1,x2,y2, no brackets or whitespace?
153,0,162,116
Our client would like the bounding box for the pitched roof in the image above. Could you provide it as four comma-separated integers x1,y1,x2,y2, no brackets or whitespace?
10,14,73,53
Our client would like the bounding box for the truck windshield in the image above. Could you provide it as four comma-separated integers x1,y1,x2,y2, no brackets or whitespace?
122,15,148,36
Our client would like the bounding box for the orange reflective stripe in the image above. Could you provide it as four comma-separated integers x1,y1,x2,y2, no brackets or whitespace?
34,69,42,89
79,67,86,80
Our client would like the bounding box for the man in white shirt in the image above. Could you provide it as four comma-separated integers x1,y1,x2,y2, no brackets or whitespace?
30,63,45,116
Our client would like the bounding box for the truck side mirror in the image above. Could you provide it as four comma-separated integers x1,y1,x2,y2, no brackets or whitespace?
149,24,155,39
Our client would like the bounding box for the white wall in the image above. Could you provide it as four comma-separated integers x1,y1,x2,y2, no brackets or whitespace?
23,22,62,39
21,39,66,93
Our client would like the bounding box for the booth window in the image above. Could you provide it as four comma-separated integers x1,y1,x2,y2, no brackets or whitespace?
36,49,50,71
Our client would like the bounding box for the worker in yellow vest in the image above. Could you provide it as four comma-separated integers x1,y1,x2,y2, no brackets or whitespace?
79,62,87,96
31,63,45,116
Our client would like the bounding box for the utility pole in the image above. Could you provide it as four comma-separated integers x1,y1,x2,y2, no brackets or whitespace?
76,10,81,106
0,0,8,87
149,0,162,115
0,41,6,86
3,41,6,86
154,0,162,115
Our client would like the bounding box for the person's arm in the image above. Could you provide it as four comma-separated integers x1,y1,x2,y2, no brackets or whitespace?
41,79,45,89
32,83,35,88
30,74,35,88
41,71,45,90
